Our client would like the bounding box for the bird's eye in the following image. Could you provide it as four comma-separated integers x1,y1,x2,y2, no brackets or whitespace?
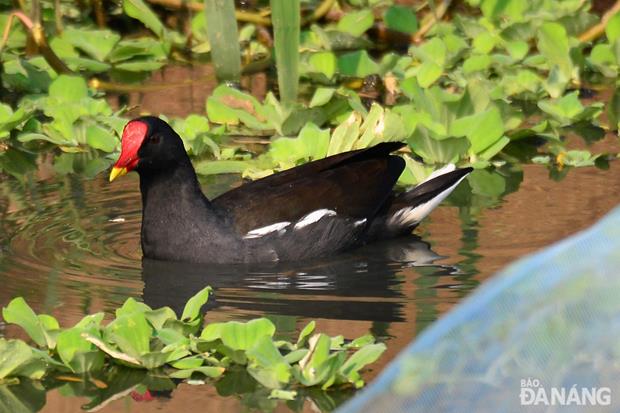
149,134,161,144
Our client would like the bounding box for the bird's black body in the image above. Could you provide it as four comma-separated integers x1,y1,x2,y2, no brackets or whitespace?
118,116,472,264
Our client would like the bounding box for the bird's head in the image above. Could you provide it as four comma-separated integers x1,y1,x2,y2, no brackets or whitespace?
109,116,187,181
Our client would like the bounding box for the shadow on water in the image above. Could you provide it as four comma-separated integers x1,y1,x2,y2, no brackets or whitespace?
142,236,459,322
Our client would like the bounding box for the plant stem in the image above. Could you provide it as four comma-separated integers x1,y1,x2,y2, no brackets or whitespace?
579,0,620,42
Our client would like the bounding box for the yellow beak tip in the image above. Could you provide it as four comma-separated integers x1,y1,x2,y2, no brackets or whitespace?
109,167,128,182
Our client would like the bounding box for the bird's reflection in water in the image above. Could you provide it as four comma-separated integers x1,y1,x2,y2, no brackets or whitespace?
142,236,460,323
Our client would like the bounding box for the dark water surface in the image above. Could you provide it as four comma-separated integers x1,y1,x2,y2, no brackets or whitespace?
1,151,619,411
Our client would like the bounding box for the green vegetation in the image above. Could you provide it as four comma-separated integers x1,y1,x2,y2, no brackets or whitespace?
0,0,617,187
0,287,385,402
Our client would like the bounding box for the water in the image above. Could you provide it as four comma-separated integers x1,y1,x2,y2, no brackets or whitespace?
1,146,619,411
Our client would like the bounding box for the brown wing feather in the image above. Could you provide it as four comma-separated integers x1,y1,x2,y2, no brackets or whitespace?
212,143,405,234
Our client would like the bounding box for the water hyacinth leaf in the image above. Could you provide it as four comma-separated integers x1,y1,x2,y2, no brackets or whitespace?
337,9,374,37
123,0,165,38
339,343,386,383
271,0,300,107
202,318,277,351
56,328,92,368
116,297,151,318
383,5,418,34
48,75,89,102
337,51,380,77
537,23,573,97
145,307,177,331
409,131,470,164
206,85,270,129
194,160,251,175
2,298,47,347
538,92,602,126
309,87,336,108
246,335,291,388
0,104,32,138
328,114,361,156
108,38,168,63
463,54,492,73
308,52,337,79
181,286,212,324
169,366,225,379
450,106,505,154
86,124,117,153
105,312,152,359
504,40,529,60
0,339,35,379
284,349,308,364
605,13,620,42
296,321,316,347
468,169,506,197
170,355,204,370
62,28,120,61
269,123,329,167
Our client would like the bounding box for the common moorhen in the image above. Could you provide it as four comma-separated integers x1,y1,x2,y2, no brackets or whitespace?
109,116,472,264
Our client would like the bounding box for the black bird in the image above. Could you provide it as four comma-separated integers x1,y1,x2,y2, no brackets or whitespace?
109,116,472,264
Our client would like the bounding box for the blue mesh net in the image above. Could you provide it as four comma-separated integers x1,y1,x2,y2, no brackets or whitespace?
340,206,620,413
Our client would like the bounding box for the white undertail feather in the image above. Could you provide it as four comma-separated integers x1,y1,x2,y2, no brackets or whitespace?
421,164,456,183
387,167,467,230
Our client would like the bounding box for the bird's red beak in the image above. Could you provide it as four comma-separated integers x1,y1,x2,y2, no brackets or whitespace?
109,121,148,182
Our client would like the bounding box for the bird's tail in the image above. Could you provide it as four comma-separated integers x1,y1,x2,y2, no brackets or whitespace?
365,165,473,240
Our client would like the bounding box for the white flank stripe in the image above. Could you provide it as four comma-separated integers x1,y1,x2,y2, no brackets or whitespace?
294,209,337,229
354,218,367,227
244,221,290,239
388,175,467,228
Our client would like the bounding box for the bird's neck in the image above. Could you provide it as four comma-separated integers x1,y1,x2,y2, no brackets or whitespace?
139,158,209,210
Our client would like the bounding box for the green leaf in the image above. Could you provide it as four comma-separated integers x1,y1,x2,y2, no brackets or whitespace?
0,339,35,379
62,28,120,61
463,54,491,74
450,106,505,154
86,124,117,152
468,169,506,197
337,9,374,37
383,5,418,34
537,22,573,98
409,130,470,164
2,298,47,347
246,335,291,389
296,321,316,348
606,13,620,42
308,52,337,79
48,75,88,102
123,0,165,38
339,343,386,382
309,87,336,108
56,328,94,372
269,389,297,400
181,286,212,324
337,50,380,77
168,366,225,379
201,318,276,351
105,311,152,358
194,160,251,175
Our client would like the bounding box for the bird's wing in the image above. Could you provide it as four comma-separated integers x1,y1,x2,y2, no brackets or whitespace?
212,142,405,235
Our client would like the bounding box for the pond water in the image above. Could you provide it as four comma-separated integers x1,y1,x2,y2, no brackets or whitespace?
1,140,619,411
